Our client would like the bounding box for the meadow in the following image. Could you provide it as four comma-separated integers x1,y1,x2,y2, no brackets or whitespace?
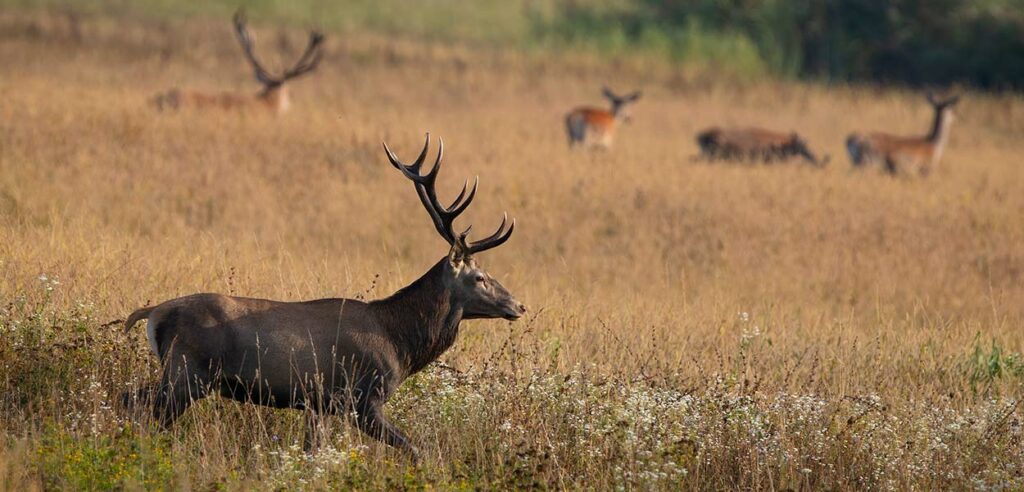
2,6,1024,490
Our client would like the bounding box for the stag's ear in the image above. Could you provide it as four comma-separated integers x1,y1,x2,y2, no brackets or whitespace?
447,244,464,267
448,229,471,266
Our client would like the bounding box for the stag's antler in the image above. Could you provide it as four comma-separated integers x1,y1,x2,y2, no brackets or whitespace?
233,10,325,86
383,134,514,255
282,31,325,81
233,11,277,86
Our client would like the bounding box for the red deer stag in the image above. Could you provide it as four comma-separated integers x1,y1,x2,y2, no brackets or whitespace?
846,93,960,176
123,135,525,462
152,11,324,113
565,86,642,149
696,127,829,166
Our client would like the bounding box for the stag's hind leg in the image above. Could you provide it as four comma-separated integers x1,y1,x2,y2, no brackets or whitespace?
152,352,212,428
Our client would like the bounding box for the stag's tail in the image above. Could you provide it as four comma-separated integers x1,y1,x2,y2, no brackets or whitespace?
124,306,154,333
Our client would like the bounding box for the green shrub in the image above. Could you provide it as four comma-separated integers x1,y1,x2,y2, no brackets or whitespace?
967,333,1024,393
36,426,175,491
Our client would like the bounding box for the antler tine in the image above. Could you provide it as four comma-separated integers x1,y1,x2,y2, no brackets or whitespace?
233,10,278,86
383,133,431,179
384,135,477,246
447,177,479,216
282,30,326,80
383,135,512,253
414,137,477,243
467,214,515,254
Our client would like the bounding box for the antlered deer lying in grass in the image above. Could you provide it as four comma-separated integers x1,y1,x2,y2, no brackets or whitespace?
565,86,642,149
846,93,960,176
695,127,829,166
123,135,525,461
152,11,324,113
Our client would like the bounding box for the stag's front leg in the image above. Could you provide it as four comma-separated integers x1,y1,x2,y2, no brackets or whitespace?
354,403,420,462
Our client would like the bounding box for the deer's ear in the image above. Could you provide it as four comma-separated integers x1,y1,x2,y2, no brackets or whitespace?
448,242,468,267
449,228,473,266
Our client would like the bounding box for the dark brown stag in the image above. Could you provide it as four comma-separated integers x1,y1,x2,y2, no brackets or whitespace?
152,11,324,113
695,127,829,166
123,135,525,461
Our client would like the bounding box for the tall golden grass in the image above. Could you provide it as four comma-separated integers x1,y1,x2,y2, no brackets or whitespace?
1,9,1023,490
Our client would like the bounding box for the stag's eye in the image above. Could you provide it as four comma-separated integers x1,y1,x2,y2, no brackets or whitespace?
474,275,486,283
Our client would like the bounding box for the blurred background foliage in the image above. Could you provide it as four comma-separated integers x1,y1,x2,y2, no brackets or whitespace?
4,0,1024,89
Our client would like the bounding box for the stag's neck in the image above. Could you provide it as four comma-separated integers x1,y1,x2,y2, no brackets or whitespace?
927,107,952,143
371,259,462,376
927,107,953,164
610,102,624,120
258,85,290,113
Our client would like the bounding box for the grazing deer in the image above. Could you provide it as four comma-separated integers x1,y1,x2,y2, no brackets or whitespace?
152,11,324,113
846,93,960,176
122,135,525,462
565,87,642,148
695,127,829,166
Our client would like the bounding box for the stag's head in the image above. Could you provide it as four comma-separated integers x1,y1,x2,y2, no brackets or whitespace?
383,135,527,321
603,87,642,123
789,133,830,167
233,11,325,94
926,92,961,120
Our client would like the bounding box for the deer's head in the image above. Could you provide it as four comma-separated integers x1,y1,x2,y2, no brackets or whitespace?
603,87,642,123
789,133,830,167
233,11,324,106
384,135,527,321
926,92,961,121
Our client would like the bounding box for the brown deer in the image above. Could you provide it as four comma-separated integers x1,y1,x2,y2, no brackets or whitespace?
696,127,829,166
846,93,960,176
122,135,525,462
565,87,642,149
152,11,324,113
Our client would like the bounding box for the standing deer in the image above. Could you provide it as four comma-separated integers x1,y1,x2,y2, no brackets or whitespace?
152,11,324,113
565,86,642,149
695,127,829,166
846,93,960,176
122,135,525,461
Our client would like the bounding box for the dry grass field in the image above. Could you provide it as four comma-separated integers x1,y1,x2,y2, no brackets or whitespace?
2,8,1024,490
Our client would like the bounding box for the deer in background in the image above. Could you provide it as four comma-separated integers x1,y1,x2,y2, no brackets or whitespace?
696,127,829,166
846,93,960,176
122,134,525,462
565,86,642,149
152,11,324,113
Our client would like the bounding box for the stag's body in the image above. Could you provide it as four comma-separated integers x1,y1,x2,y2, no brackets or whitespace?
125,136,524,461
846,93,959,176
565,87,641,149
152,11,322,114
696,127,828,166
152,86,291,112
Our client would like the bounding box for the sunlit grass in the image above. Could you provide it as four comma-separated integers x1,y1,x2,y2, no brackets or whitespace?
1,8,1023,490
